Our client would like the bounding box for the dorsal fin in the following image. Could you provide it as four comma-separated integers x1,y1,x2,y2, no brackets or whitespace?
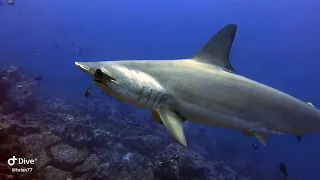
193,24,237,73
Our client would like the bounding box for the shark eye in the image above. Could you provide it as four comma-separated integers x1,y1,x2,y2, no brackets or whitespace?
94,69,102,79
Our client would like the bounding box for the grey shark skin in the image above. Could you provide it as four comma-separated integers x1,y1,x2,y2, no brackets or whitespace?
75,24,320,146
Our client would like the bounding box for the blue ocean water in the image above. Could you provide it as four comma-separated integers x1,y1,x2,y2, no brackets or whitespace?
0,0,320,179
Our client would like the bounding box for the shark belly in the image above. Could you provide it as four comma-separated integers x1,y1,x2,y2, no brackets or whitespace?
170,86,263,131
176,99,255,130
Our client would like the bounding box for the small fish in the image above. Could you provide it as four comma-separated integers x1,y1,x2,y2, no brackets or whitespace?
297,135,302,142
34,76,42,81
78,48,83,56
279,162,288,180
35,50,40,55
252,143,258,149
7,0,14,5
84,88,91,98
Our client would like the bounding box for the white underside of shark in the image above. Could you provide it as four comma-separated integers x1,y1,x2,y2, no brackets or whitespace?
75,24,320,146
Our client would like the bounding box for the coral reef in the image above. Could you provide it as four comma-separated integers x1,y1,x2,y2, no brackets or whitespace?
0,66,37,116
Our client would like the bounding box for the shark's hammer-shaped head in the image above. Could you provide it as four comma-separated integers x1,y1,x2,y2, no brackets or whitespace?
75,61,152,106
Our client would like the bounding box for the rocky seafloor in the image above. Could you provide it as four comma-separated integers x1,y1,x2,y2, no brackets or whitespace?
0,66,282,180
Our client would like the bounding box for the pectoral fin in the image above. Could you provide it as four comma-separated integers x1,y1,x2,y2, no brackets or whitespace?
156,108,187,146
253,132,271,145
152,110,163,124
243,130,271,145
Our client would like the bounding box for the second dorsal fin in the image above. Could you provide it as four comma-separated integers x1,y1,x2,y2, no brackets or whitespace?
193,24,237,73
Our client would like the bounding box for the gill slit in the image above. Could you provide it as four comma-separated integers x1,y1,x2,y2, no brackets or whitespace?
152,92,160,108
138,86,145,102
146,89,153,104
159,95,168,107
157,94,166,108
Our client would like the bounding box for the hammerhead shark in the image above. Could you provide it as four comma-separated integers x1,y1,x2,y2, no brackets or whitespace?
75,24,320,146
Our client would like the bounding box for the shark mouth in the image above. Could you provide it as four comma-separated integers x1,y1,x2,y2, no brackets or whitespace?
94,68,116,84
93,69,106,85
93,69,109,86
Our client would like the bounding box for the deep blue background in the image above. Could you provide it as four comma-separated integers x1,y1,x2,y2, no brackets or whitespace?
1,0,320,179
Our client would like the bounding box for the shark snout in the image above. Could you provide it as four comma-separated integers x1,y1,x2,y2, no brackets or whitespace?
75,62,89,73
75,61,96,76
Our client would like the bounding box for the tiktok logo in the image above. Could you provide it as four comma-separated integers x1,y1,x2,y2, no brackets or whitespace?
7,156,18,166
